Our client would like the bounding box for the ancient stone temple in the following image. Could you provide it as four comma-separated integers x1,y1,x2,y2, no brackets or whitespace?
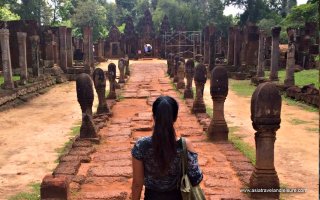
208,66,229,141
208,25,216,72
106,25,122,58
139,9,155,57
284,28,296,87
58,26,67,72
192,63,207,113
269,27,281,81
124,17,138,58
76,73,97,138
250,82,281,199
93,68,110,114
66,28,73,68
233,26,241,68
159,15,170,58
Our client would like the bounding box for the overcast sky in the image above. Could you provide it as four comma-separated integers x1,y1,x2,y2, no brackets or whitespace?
106,0,309,16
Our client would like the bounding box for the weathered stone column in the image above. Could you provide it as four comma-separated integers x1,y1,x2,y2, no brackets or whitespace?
177,59,185,89
269,27,281,81
124,54,130,77
29,35,40,77
192,63,207,113
83,26,94,72
17,32,28,85
208,66,229,141
233,26,241,68
107,63,117,99
118,58,125,83
209,25,216,72
284,28,296,87
173,55,180,83
256,30,266,78
170,54,175,78
250,82,281,199
184,59,195,99
59,26,67,72
0,29,14,89
93,68,110,114
66,28,73,68
43,30,54,68
76,73,97,138
227,27,234,66
167,53,172,76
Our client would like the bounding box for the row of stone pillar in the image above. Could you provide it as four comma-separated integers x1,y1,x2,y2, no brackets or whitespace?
167,52,282,198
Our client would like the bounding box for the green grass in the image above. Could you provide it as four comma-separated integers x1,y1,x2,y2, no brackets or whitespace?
229,79,256,97
305,127,319,133
8,183,40,200
0,75,20,85
289,118,310,125
283,97,318,112
265,69,319,88
228,126,256,165
206,107,213,118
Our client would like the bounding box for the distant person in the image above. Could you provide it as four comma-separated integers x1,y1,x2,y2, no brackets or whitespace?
131,96,203,200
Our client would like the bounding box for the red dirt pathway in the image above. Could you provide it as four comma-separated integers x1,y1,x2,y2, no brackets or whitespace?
70,60,251,200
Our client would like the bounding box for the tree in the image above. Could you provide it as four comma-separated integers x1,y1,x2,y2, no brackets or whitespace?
71,0,107,40
0,5,20,21
282,2,318,28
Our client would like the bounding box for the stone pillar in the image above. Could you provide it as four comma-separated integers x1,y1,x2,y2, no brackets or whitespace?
269,27,281,81
17,32,28,85
249,82,281,199
107,63,117,99
233,26,241,68
59,26,67,72
43,30,54,68
256,30,266,78
76,73,97,138
66,28,73,68
209,25,216,72
245,25,259,66
167,53,172,76
93,68,110,114
184,59,195,99
177,59,185,89
0,29,14,89
227,27,234,65
124,54,130,77
173,55,180,83
170,54,175,78
118,58,125,83
29,35,40,77
83,26,94,72
208,66,229,141
284,28,296,87
192,63,207,113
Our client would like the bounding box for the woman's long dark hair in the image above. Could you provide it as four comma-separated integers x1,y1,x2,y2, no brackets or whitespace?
152,96,179,175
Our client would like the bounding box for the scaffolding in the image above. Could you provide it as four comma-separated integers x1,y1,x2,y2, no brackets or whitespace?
162,31,202,58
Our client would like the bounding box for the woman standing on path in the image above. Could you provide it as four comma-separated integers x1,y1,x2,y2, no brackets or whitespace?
131,96,203,200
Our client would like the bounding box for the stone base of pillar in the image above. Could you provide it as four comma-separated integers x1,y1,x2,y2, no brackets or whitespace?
19,79,27,86
115,82,121,89
269,75,279,81
107,91,117,99
40,174,69,199
177,82,185,89
284,79,294,87
184,89,193,99
192,100,206,113
119,79,125,84
2,81,14,89
207,120,229,141
97,104,111,115
170,73,174,78
80,114,97,138
249,169,280,199
44,60,54,68
251,76,266,86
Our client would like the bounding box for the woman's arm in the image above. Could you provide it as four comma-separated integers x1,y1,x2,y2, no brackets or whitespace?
185,138,196,153
132,157,144,200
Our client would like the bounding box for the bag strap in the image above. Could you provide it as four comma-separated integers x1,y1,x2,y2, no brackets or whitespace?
181,137,188,175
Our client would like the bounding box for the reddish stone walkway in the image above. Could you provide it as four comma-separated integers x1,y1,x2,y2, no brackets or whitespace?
70,60,251,200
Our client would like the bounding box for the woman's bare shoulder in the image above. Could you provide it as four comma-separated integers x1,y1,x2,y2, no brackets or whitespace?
185,138,197,153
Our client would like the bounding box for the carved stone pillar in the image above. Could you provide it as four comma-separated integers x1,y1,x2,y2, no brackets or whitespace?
192,63,207,113
59,27,67,72
170,54,175,78
66,28,73,68
29,35,40,77
76,73,97,138
208,66,228,141
17,32,28,85
93,68,110,114
208,25,216,72
250,82,281,199
227,27,234,66
173,55,180,83
0,29,14,89
284,28,296,87
118,58,125,83
257,30,266,78
269,27,281,81
124,54,130,77
83,26,94,72
184,59,195,99
107,63,117,99
176,59,185,89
